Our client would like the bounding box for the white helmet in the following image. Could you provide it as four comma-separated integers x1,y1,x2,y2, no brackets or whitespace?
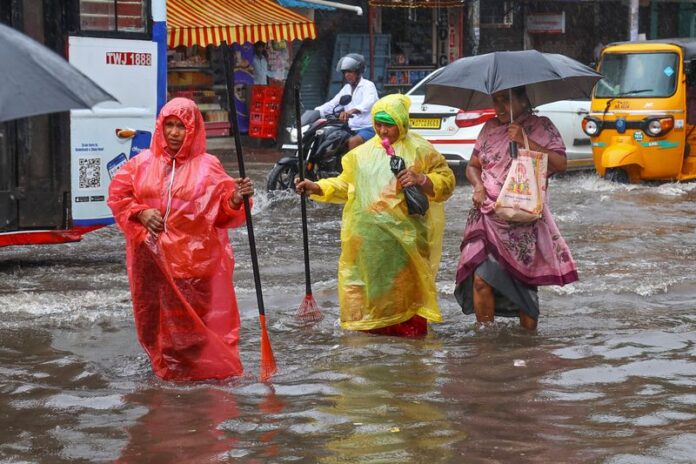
336,53,365,74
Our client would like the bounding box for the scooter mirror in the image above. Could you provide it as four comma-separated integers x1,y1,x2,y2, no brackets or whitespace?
339,95,352,106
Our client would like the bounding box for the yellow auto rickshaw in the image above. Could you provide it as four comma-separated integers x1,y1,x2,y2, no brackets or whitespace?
583,39,696,182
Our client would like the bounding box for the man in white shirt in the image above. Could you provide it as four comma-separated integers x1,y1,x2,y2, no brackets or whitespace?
315,54,379,150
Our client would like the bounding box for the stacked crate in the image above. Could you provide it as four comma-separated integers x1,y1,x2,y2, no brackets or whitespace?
248,85,283,139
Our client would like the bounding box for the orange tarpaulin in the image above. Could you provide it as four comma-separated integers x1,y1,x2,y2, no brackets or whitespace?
167,0,317,47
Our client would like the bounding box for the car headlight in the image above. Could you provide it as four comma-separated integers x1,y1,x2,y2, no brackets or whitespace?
582,117,600,136
644,116,673,137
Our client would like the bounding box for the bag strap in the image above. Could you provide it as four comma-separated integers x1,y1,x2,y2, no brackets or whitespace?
520,127,531,151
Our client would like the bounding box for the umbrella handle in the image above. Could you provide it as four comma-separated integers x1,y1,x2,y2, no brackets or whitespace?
510,141,518,159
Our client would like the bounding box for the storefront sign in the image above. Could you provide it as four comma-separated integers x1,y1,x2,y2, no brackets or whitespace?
526,12,565,34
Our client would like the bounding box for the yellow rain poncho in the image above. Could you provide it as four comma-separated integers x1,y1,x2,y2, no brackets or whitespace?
311,94,455,331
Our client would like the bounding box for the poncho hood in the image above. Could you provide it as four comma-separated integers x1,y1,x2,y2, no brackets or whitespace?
152,97,207,163
371,93,411,143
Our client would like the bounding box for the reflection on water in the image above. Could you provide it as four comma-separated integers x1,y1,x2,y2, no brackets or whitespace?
1,164,696,463
116,388,240,464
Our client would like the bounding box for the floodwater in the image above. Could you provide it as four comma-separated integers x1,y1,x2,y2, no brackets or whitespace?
2,156,696,464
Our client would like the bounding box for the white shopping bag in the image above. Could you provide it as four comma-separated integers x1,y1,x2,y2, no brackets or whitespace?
494,131,548,222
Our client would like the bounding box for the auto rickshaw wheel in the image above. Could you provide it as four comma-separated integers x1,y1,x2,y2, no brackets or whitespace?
605,168,629,184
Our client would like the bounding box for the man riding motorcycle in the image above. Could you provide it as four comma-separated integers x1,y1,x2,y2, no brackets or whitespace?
315,53,379,151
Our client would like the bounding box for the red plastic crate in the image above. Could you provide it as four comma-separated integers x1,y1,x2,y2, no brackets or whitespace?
266,86,283,98
264,101,280,113
248,124,264,137
248,122,276,139
251,86,266,101
261,126,277,139
249,112,264,124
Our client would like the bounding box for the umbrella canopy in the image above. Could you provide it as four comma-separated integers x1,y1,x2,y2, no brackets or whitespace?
0,22,116,123
424,50,602,110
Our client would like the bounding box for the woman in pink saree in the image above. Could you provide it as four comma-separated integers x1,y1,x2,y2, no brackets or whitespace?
455,86,578,330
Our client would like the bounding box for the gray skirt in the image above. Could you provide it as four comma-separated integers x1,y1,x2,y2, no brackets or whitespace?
454,255,540,320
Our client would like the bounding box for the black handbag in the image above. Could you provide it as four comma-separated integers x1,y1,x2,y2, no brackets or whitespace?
389,156,429,216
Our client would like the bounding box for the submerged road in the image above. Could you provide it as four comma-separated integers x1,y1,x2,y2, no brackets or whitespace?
1,153,696,463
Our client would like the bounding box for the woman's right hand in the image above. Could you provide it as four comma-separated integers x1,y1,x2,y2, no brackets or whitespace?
472,185,486,209
294,178,322,196
138,208,164,235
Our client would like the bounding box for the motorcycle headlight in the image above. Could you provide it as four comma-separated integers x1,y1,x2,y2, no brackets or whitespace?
582,117,600,136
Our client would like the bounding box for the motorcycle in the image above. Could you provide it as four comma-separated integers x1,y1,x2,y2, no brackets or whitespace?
266,95,353,191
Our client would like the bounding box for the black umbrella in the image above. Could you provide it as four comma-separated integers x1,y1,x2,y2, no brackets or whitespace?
424,50,602,110
424,50,601,156
0,22,116,123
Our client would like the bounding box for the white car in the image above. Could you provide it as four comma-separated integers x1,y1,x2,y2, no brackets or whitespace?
406,69,593,174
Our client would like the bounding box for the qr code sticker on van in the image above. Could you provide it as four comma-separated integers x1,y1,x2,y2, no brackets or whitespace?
79,158,101,189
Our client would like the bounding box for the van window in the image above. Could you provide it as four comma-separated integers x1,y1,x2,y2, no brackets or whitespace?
79,0,147,33
596,52,679,98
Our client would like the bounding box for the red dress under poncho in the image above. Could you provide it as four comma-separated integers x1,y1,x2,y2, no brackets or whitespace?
108,98,247,381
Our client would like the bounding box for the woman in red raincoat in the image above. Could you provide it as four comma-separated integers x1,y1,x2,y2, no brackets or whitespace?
108,98,252,381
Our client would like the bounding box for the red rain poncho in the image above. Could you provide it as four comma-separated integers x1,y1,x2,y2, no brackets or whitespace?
108,98,246,381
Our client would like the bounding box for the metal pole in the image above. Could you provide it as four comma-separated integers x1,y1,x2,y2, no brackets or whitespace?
629,0,639,41
368,4,375,81
298,0,362,15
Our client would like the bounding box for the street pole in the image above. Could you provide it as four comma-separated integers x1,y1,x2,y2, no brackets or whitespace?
368,4,374,81
629,0,639,41
468,0,480,56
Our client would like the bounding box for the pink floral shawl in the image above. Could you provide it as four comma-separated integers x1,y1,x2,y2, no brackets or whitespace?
455,113,579,287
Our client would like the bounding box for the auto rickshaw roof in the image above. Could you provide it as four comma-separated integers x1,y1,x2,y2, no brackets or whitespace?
607,38,696,61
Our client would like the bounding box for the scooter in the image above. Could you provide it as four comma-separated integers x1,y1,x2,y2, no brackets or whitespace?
266,95,353,191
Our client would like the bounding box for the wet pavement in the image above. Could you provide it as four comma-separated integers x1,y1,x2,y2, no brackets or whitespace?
1,152,696,463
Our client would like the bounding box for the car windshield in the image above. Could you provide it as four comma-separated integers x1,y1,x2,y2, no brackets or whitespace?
407,69,444,96
596,52,679,98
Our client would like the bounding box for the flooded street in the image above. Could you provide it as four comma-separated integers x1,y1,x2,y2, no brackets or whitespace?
2,155,696,464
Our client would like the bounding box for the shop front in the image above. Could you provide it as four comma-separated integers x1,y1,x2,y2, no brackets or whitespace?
166,0,316,139
368,0,465,93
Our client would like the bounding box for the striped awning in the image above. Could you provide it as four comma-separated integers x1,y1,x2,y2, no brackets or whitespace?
167,0,317,48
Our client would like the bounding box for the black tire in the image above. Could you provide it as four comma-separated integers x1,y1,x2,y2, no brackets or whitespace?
605,167,629,183
267,163,299,191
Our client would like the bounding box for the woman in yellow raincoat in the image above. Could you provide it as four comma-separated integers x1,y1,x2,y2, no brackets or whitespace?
296,94,455,337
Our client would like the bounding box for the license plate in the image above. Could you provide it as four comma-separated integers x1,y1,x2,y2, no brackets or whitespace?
410,117,441,129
